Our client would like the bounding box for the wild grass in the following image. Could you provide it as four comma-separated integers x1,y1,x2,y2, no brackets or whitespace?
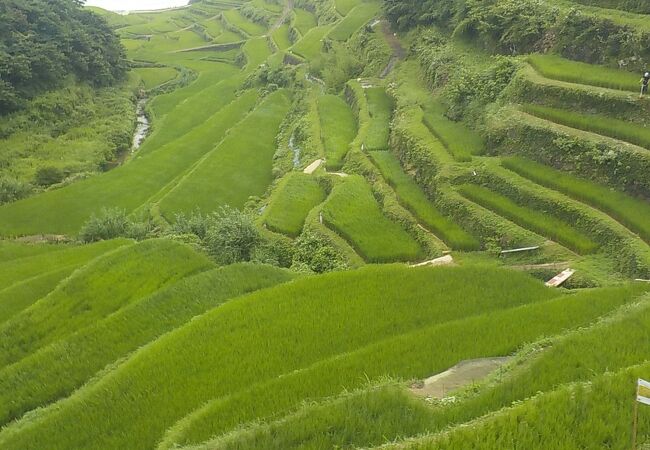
262,173,326,237
322,176,424,262
134,67,178,90
369,151,480,250
528,54,640,92
0,265,558,449
0,263,294,426
328,2,381,42
458,184,599,254
522,103,650,149
292,8,317,35
0,239,211,368
159,90,291,215
317,94,358,170
290,25,333,60
364,87,394,151
502,156,650,243
163,282,642,448
422,99,485,161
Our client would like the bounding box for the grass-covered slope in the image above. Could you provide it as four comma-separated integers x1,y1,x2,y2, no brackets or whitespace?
0,263,294,426
0,265,557,449
0,239,212,368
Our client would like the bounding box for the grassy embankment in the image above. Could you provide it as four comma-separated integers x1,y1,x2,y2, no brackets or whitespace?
458,184,599,254
502,157,650,243
369,151,480,250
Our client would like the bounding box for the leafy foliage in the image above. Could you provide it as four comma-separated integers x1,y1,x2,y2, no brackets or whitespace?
0,0,126,113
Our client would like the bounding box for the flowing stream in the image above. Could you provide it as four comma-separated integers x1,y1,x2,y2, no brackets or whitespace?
288,132,301,168
132,98,150,150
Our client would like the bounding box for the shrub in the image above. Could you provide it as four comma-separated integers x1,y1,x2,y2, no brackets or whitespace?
292,230,347,273
203,206,262,264
0,176,31,204
79,208,153,243
34,166,65,187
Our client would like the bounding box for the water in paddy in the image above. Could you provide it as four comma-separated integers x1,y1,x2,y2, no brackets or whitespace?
85,0,189,12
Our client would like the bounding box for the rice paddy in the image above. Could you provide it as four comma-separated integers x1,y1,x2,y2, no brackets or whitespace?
3,0,650,448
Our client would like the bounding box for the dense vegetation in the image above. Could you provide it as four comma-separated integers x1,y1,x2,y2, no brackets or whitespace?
0,0,126,114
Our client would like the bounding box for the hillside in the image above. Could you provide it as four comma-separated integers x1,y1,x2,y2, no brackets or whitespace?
0,0,649,448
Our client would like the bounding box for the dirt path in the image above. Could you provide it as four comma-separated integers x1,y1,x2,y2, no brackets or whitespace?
379,20,406,78
410,357,511,399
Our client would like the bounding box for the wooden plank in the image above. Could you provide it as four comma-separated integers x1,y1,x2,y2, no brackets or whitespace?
545,268,575,287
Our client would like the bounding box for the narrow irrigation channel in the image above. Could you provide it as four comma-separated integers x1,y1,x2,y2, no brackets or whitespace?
132,97,150,150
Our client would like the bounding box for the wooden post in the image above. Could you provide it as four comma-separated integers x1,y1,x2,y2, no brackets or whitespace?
633,381,639,450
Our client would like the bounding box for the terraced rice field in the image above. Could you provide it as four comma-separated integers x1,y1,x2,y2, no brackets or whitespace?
3,0,650,448
318,94,358,170
321,176,424,262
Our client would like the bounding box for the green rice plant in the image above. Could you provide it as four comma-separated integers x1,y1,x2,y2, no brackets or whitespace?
335,0,362,15
0,265,558,449
223,9,267,36
0,239,130,289
422,99,485,161
0,264,294,426
369,152,480,250
527,54,640,92
317,94,358,170
290,25,333,60
502,157,650,243
162,283,642,448
0,89,258,236
250,0,284,13
328,2,381,42
271,24,292,50
364,87,394,151
424,290,650,434
0,267,80,327
191,384,437,449
321,176,424,262
0,241,69,262
292,8,317,36
159,90,291,215
522,103,650,149
402,362,650,449
262,173,326,237
142,67,242,153
0,239,212,368
458,184,598,254
242,37,273,69
133,67,178,90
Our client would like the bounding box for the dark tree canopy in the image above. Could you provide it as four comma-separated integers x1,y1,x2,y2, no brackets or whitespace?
0,0,127,114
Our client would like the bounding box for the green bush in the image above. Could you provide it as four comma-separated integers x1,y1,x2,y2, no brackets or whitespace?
34,167,65,187
292,229,347,273
0,176,31,204
79,207,153,243
204,206,262,265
